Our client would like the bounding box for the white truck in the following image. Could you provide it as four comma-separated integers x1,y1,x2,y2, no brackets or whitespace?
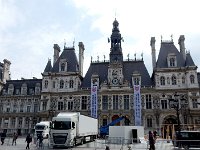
34,121,50,138
49,112,98,148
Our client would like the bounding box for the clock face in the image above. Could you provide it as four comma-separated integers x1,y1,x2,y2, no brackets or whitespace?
112,78,119,85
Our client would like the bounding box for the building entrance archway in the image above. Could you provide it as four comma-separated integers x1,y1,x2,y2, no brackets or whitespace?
161,115,177,139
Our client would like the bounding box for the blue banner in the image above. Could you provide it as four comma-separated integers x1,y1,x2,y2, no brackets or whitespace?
134,85,141,126
91,84,97,118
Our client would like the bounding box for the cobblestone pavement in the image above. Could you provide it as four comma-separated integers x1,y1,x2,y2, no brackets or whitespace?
0,137,177,150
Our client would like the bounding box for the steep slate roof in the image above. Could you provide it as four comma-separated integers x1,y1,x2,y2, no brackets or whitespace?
123,61,152,87
185,53,195,66
156,42,185,68
81,60,152,88
44,59,52,73
1,79,42,95
51,47,79,73
81,62,109,88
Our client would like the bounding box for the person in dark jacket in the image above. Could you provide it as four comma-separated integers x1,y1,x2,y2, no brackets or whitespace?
25,133,32,149
1,131,6,145
149,131,155,150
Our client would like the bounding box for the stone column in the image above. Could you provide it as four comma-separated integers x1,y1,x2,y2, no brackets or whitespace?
15,117,18,129
1,118,4,129
22,117,25,128
8,117,11,129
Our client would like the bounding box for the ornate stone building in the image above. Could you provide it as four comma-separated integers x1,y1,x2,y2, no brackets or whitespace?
0,19,200,137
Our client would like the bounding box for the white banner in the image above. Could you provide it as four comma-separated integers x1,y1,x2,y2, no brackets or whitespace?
91,84,98,118
134,85,142,126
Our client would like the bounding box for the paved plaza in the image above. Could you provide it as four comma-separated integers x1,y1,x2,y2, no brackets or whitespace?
0,137,198,150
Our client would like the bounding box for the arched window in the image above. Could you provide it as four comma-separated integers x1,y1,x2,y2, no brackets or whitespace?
60,80,64,88
147,117,152,127
190,75,195,84
44,80,48,88
160,76,165,85
172,76,177,85
61,63,65,71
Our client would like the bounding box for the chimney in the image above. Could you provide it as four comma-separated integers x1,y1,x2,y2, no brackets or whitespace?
178,35,186,60
78,42,85,76
53,44,60,65
3,59,11,82
150,37,156,70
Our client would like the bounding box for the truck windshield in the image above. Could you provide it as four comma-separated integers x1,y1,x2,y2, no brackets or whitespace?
35,125,45,130
51,121,71,130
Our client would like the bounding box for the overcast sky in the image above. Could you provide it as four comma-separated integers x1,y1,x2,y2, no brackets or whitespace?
1,0,200,80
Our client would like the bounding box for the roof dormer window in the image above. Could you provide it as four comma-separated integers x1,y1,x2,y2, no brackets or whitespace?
167,54,177,67
61,63,65,71
59,59,67,72
170,58,175,66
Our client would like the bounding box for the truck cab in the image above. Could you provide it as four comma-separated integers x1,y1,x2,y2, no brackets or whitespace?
49,112,98,148
34,121,50,138
49,113,78,148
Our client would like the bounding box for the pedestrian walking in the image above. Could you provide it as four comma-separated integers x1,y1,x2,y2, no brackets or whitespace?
1,131,6,145
149,131,155,150
12,132,18,145
25,133,32,149
105,145,110,150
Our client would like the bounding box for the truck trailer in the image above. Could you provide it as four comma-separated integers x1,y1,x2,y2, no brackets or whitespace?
49,112,98,148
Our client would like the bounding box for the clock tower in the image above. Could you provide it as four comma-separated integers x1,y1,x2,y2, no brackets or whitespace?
108,18,124,86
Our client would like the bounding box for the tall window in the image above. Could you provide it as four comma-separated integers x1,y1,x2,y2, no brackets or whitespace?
124,95,129,110
44,80,48,88
13,104,17,112
20,104,24,112
182,76,185,84
81,96,87,110
53,81,56,88
61,63,65,71
134,77,140,85
161,100,167,109
192,99,198,108
42,101,47,111
69,80,74,88
27,105,31,112
172,76,177,85
102,95,108,110
58,102,64,110
34,104,38,112
147,117,152,127
68,101,73,110
170,58,175,67
6,106,10,112
60,80,64,88
113,95,118,110
102,118,107,126
146,94,152,109
160,76,165,85
190,75,195,84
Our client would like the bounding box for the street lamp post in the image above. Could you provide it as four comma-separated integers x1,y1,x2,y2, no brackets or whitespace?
168,93,187,138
